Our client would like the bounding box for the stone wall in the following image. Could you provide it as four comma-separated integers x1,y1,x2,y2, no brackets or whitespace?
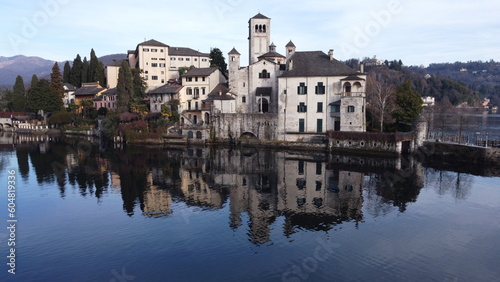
212,113,278,140
329,131,416,155
423,141,500,165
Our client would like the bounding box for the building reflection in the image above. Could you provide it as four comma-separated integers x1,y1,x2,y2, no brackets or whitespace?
12,137,489,245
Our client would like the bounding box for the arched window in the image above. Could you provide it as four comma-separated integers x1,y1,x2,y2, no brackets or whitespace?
263,24,266,33
258,98,269,113
187,131,194,139
343,82,352,93
259,25,263,33
196,131,202,139
259,69,270,79
255,25,258,33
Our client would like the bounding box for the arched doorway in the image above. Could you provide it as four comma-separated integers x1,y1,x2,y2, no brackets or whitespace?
258,98,269,113
343,82,352,93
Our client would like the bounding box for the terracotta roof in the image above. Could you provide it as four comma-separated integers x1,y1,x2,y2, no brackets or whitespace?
228,48,241,55
169,47,209,57
280,51,358,78
148,84,184,94
182,67,218,78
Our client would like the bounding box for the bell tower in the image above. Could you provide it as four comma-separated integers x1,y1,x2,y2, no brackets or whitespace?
248,13,271,65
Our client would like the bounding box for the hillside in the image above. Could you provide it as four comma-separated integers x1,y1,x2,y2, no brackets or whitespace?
0,54,127,89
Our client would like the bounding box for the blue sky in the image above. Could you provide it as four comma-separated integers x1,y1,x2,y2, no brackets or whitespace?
1,0,499,66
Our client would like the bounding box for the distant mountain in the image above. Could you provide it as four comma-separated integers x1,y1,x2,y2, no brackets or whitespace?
0,55,55,88
0,53,127,89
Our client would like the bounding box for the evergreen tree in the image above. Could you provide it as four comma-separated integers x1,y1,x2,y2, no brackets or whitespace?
117,61,134,112
63,61,71,83
209,48,227,73
12,75,26,112
69,54,83,87
89,48,99,82
50,62,64,99
82,56,89,84
96,61,105,87
27,79,63,114
392,79,423,125
30,74,39,89
131,68,147,102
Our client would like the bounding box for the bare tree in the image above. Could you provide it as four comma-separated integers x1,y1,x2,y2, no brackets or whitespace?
432,97,453,140
367,74,396,132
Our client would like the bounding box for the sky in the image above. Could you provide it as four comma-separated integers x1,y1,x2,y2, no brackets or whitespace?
1,0,499,67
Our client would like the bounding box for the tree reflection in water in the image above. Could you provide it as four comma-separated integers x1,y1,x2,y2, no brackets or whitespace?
12,138,484,245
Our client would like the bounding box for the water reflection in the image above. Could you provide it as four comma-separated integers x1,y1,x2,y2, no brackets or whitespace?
9,136,490,245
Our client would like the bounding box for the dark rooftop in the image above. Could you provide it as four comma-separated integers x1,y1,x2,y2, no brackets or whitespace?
251,13,270,19
102,88,118,95
169,47,209,57
182,67,218,78
280,51,359,78
258,51,285,59
63,83,76,91
255,87,272,97
148,84,184,94
341,75,366,81
138,39,169,48
74,85,105,96
228,48,241,55
204,83,234,101
286,40,296,48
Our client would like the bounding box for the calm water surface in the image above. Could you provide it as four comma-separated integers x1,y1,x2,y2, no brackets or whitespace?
0,135,499,282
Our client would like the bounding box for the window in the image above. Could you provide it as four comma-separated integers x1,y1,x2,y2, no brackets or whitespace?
151,63,158,67
187,88,192,95
159,63,166,67
194,58,198,61
317,119,323,133
159,58,165,60
297,102,307,113
316,181,322,191
152,76,158,80
194,88,200,97
242,96,246,103
347,106,355,112
296,178,306,189
143,48,149,52
316,162,322,175
195,77,198,82
171,58,176,61
188,101,192,110
160,49,164,53
317,102,323,113
202,59,208,62
151,49,158,52
179,58,184,61
186,58,190,61
187,77,192,82
151,58,158,60
297,82,307,94
202,77,205,82
315,82,326,94
259,69,270,79
298,160,304,175
299,119,305,133
331,104,340,113
202,88,206,95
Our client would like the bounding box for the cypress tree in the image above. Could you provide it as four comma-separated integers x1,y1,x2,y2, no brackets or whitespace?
12,75,26,112
117,61,134,113
63,61,71,83
96,61,105,87
69,54,83,87
89,48,99,82
28,79,63,114
82,56,89,84
50,62,64,99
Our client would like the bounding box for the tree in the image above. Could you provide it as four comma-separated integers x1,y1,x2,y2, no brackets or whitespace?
392,79,423,127
209,48,227,73
63,61,71,83
11,75,26,112
96,61,105,87
117,61,134,113
131,68,147,102
69,54,83,87
27,74,39,109
367,73,396,132
432,97,453,139
27,79,63,114
82,56,89,84
178,65,195,76
49,111,73,126
89,48,98,82
50,62,64,99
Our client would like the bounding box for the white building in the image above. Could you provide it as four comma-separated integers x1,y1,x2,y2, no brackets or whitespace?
63,83,76,107
127,39,211,90
225,13,366,142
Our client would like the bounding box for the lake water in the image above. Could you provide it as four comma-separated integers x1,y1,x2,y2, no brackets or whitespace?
0,130,500,281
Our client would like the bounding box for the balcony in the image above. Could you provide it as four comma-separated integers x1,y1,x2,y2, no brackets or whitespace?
330,112,340,118
340,92,365,97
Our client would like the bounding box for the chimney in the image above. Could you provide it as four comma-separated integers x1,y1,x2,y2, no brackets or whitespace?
288,59,293,71
328,49,334,61
360,62,365,73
